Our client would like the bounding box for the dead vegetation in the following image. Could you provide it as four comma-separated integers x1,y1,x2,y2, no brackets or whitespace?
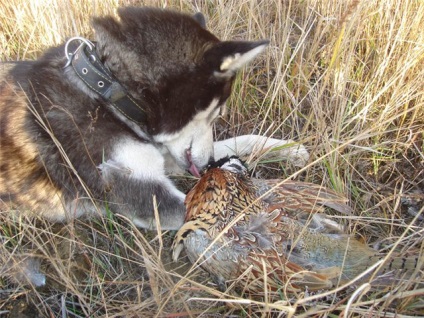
1,0,423,316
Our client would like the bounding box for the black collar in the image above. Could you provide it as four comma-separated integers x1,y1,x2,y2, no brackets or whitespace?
64,37,149,130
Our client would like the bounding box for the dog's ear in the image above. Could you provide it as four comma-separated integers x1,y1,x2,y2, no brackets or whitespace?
91,15,123,47
192,12,207,29
205,40,269,80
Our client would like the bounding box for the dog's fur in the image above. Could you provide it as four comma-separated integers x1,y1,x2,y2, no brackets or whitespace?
0,7,308,230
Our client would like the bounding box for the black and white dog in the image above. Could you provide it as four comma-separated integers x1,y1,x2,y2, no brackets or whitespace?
0,7,308,230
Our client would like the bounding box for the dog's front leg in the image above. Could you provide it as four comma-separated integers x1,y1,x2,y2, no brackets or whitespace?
99,138,186,230
214,135,309,167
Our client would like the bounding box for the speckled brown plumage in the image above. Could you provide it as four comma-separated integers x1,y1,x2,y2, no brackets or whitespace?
173,156,422,295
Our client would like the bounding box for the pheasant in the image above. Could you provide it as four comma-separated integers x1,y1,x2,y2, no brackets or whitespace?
173,156,421,295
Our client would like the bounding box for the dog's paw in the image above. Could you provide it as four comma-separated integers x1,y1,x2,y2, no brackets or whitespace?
268,141,309,168
214,135,309,168
246,137,309,168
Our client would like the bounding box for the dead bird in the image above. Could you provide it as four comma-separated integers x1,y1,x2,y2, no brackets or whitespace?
173,156,422,295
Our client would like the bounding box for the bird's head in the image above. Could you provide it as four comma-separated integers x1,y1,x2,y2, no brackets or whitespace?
208,155,247,174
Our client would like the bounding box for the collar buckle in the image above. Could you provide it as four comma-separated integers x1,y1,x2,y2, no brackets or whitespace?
63,37,150,135
64,37,95,68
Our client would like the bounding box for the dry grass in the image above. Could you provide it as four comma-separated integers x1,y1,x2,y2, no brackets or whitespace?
1,0,424,317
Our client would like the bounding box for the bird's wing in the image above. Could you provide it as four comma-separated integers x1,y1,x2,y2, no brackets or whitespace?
252,178,352,215
232,210,340,291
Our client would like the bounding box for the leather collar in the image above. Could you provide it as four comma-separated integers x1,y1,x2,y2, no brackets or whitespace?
64,37,149,129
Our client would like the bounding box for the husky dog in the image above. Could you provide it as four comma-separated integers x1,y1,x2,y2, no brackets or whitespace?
0,7,308,230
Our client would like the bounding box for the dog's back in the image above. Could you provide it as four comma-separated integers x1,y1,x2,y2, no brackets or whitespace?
1,60,71,220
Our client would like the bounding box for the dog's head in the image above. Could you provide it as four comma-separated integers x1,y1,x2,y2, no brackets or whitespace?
92,7,268,176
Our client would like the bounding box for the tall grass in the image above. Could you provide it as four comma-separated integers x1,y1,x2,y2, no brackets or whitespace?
1,0,423,317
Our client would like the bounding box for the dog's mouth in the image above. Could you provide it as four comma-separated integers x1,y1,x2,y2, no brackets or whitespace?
186,149,201,178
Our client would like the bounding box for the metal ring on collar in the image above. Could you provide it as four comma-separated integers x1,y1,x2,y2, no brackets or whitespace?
64,37,95,68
